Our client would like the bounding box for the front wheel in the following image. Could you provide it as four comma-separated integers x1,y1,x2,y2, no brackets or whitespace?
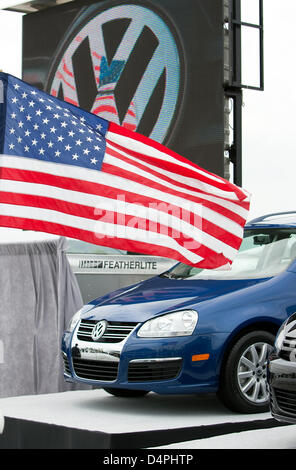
218,330,275,413
103,387,149,398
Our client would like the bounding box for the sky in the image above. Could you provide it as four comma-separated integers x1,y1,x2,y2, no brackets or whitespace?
0,1,295,222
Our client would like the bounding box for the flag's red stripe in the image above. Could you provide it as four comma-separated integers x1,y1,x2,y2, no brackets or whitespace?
0,190,229,262
107,137,248,205
105,145,247,225
102,159,246,230
1,166,242,250
108,122,247,202
0,215,221,267
0,190,200,245
103,160,245,241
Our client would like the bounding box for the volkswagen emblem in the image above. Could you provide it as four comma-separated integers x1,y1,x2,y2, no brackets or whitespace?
45,3,181,144
91,320,108,342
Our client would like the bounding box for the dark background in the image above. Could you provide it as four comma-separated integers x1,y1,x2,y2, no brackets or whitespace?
22,0,226,176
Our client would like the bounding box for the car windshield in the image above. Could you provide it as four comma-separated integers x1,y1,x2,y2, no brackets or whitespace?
161,229,296,280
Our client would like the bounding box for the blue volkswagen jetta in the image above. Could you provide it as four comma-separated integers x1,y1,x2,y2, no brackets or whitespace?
62,211,296,413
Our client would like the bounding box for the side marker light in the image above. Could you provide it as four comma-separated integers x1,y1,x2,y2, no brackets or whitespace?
192,354,210,362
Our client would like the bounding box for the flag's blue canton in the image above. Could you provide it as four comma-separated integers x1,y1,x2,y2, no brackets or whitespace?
3,75,109,171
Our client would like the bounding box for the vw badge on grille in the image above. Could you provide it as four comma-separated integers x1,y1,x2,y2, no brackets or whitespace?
91,320,107,341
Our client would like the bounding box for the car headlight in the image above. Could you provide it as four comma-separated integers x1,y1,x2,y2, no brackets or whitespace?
137,310,198,338
67,308,83,333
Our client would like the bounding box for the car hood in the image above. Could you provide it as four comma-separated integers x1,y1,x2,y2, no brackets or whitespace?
82,275,269,323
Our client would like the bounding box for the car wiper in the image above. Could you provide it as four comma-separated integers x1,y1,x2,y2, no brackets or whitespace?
160,272,187,279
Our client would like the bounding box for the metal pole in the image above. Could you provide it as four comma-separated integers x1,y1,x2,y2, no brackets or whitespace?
233,90,242,186
232,0,242,86
229,0,243,187
259,0,264,90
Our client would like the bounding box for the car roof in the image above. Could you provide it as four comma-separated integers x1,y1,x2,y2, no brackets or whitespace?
246,211,296,229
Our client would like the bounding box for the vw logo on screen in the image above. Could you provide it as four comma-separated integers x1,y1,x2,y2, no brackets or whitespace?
45,3,181,144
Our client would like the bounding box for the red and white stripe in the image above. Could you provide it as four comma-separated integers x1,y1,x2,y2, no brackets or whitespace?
90,49,137,131
90,83,137,132
51,57,79,107
0,121,250,268
52,51,138,131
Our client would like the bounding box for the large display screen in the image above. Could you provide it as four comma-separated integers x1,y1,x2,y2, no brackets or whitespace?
23,0,225,176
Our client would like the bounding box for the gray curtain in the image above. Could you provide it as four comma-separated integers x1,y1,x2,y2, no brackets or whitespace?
0,236,87,397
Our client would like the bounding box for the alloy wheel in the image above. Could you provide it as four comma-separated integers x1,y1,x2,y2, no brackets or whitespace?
237,341,273,405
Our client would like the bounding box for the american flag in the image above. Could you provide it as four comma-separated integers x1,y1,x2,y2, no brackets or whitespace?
0,72,250,268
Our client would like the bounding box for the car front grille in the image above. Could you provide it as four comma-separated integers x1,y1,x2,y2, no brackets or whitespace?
77,319,138,343
271,387,296,417
128,359,182,382
62,354,71,375
279,335,296,361
72,357,118,381
279,315,296,361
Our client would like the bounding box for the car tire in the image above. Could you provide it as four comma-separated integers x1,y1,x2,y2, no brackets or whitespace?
103,387,149,398
218,330,275,413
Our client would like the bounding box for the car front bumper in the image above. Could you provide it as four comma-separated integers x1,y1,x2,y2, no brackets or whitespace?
268,354,296,423
61,323,228,395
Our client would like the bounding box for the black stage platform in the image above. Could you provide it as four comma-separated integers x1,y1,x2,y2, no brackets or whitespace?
0,390,291,449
